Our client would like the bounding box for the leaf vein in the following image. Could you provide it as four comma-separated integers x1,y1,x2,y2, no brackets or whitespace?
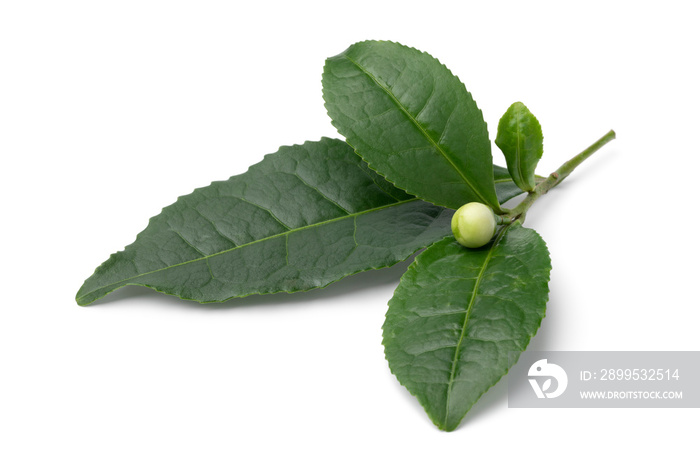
443,224,512,426
291,172,351,214
192,207,239,246
341,53,490,206
171,230,206,257
230,196,293,230
77,199,417,300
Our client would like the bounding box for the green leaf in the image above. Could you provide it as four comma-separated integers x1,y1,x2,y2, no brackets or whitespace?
323,40,500,212
76,138,454,306
382,223,551,431
495,102,544,192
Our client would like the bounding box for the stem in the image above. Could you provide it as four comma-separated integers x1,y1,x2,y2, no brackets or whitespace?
496,215,514,225
508,129,616,219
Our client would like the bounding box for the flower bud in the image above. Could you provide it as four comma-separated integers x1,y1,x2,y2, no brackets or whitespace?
451,202,497,248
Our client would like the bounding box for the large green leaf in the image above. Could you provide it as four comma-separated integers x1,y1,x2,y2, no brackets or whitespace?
323,40,501,212
495,102,544,192
382,223,551,431
76,138,454,305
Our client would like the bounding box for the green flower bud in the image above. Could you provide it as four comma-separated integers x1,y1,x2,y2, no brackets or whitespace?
451,202,498,248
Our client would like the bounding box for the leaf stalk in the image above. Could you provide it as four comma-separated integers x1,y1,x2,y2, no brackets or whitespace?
508,129,616,220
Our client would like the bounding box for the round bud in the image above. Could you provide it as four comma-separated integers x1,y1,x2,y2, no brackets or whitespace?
451,202,498,248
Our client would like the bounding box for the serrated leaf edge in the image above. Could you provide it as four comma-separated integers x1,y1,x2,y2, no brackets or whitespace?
322,39,499,211
382,224,551,431
76,137,451,306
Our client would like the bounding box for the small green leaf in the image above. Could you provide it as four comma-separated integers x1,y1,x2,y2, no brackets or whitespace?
495,102,544,192
76,138,454,305
382,223,551,431
323,40,500,212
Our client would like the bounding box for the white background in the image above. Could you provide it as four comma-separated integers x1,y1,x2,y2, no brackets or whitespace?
1,1,698,464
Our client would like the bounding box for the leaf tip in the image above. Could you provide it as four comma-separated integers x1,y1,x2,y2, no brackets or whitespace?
74,289,91,307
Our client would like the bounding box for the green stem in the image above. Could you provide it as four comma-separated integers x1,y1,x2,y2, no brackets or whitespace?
496,215,514,225
508,129,616,219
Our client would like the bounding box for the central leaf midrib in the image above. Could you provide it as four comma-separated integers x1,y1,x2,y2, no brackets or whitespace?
341,54,490,206
79,198,417,300
443,223,512,426
514,107,526,187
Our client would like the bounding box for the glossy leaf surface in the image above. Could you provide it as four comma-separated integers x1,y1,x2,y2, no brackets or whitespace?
383,223,551,431
77,138,454,305
323,41,500,211
495,102,543,192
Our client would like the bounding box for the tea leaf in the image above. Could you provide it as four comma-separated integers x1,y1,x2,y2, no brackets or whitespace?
323,41,500,211
383,223,551,431
76,138,453,305
495,102,543,192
